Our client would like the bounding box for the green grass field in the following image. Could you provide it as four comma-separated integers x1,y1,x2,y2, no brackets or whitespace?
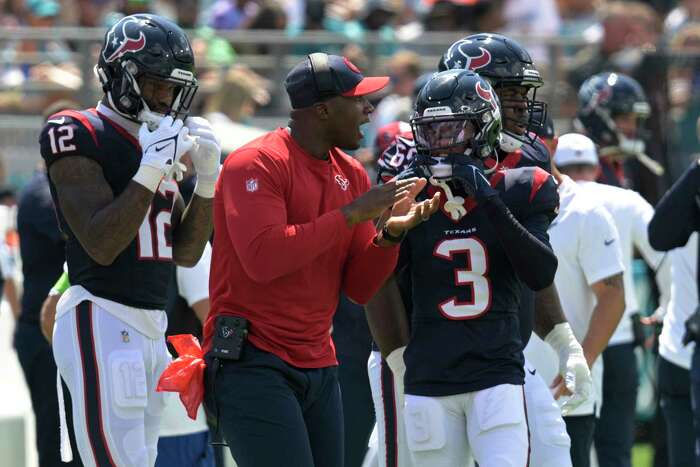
632,444,654,467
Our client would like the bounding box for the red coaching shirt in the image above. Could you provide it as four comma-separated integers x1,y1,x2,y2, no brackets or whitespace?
204,128,399,368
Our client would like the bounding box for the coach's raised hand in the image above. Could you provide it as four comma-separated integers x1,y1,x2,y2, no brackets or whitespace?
341,177,422,227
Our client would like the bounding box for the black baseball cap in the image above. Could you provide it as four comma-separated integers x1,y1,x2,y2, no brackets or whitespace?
284,53,390,109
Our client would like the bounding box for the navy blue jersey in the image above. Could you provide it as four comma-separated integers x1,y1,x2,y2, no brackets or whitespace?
17,170,65,324
399,164,558,396
39,108,178,309
377,136,553,348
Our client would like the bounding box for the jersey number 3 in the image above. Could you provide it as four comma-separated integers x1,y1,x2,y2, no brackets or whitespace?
434,237,492,319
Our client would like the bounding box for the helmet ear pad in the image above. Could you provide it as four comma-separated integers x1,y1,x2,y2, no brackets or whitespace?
100,62,144,118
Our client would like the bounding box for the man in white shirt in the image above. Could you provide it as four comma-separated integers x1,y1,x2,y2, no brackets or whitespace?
655,235,697,467
524,156,626,467
552,133,670,467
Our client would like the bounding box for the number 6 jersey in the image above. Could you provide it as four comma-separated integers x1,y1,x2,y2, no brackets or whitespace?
398,164,559,397
39,105,178,309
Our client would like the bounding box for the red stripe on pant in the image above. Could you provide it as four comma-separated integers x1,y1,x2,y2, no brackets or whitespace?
75,301,117,467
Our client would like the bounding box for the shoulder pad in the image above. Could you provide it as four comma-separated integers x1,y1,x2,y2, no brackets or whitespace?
376,135,417,184
519,139,551,173
39,110,101,167
495,166,559,220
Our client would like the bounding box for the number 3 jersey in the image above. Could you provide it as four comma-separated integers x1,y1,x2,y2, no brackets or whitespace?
398,164,559,397
39,104,178,309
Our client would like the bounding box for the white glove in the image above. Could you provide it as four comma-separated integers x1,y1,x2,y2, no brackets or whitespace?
545,323,592,416
135,116,193,192
185,116,221,198
386,346,407,409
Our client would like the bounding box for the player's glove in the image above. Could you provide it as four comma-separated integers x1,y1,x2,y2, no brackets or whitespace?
386,346,406,409
545,322,592,416
135,116,193,192
185,117,221,198
451,162,498,202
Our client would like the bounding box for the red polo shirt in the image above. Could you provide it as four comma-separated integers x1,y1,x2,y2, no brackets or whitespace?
204,128,399,368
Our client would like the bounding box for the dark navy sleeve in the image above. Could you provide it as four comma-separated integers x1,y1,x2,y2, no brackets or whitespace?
648,160,700,251
39,110,101,169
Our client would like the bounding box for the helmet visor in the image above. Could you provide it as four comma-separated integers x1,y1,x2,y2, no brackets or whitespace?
412,116,477,156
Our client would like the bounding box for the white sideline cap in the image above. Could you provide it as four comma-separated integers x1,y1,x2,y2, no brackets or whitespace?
554,133,598,167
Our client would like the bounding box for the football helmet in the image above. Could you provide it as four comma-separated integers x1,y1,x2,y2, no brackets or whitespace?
95,14,198,126
439,33,546,152
411,69,502,180
574,72,650,157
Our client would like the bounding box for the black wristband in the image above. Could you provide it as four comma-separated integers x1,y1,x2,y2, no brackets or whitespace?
381,225,406,244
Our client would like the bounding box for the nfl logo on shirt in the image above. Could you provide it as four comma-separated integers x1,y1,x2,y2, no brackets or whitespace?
246,178,258,192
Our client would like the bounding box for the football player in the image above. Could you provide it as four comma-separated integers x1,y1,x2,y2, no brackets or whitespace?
40,14,218,467
390,69,559,466
574,72,657,187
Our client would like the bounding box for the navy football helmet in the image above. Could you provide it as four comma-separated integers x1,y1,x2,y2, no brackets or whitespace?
95,14,198,125
411,69,502,179
575,72,650,157
439,33,546,152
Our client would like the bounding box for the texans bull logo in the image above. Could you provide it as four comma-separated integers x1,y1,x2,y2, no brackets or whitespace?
103,17,147,63
476,81,498,111
447,42,492,71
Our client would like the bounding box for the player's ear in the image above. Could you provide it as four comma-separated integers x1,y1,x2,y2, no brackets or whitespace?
313,101,330,120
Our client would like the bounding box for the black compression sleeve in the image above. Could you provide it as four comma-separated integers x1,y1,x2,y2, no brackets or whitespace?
648,161,700,251
482,197,557,291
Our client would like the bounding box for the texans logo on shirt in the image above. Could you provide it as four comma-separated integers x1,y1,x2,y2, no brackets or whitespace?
103,17,147,63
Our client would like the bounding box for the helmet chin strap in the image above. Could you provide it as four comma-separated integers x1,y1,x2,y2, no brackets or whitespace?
429,177,466,221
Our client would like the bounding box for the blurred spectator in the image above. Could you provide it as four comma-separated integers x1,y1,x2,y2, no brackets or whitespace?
366,49,421,147
569,1,661,89
664,0,700,37
201,64,268,154
665,23,700,181
205,0,260,30
501,0,561,64
13,100,78,467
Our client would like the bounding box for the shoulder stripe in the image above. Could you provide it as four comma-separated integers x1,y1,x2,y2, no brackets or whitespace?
529,168,550,202
51,110,99,147
96,110,140,149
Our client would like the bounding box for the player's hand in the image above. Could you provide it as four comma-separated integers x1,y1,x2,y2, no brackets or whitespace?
384,178,440,235
138,116,193,177
341,177,421,227
545,323,593,416
451,162,498,202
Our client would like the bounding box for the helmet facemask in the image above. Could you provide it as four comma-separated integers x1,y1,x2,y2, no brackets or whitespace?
496,83,547,152
411,107,501,180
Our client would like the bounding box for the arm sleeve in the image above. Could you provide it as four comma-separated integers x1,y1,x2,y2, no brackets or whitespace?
342,171,399,304
176,242,211,306
629,191,665,270
222,148,351,284
481,197,558,291
648,160,700,251
579,206,625,285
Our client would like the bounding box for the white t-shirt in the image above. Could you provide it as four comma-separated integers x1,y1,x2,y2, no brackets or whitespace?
159,242,212,438
524,177,624,416
576,181,666,345
659,234,698,370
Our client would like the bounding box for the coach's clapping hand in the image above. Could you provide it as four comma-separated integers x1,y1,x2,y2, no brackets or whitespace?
341,177,423,227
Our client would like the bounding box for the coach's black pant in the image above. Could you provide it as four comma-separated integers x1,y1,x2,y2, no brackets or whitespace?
594,343,638,467
564,414,596,467
658,356,694,467
13,321,80,467
205,343,344,467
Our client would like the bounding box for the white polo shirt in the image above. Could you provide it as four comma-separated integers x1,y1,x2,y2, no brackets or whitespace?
576,181,666,346
659,234,697,370
159,242,212,438
524,176,624,416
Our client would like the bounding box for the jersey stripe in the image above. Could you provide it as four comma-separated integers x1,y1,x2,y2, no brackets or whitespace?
380,359,398,467
96,110,140,149
76,301,117,467
529,168,550,202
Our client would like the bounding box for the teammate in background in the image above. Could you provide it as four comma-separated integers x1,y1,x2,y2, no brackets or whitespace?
575,72,653,188
526,134,626,467
40,14,218,467
553,132,671,467
398,69,559,466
